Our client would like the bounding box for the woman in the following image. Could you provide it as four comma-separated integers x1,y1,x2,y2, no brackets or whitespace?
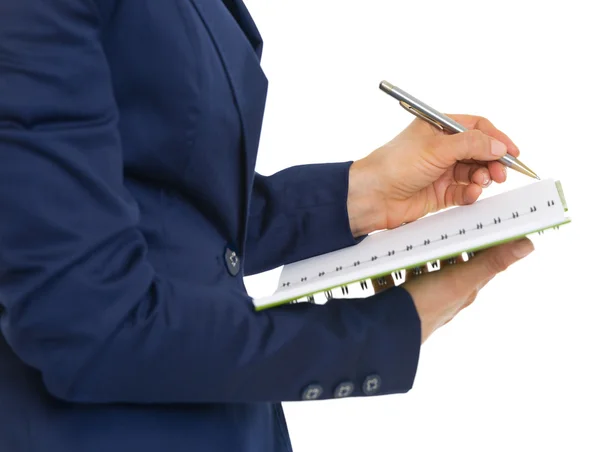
0,1,533,451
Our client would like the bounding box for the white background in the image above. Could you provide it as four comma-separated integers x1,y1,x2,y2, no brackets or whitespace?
242,1,599,451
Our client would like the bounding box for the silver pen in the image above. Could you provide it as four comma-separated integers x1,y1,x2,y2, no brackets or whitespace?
379,80,539,180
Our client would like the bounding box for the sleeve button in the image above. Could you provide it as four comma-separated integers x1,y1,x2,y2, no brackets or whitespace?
301,384,323,401
362,374,381,396
333,381,354,398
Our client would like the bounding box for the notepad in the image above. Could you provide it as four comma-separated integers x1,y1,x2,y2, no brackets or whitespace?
252,179,570,310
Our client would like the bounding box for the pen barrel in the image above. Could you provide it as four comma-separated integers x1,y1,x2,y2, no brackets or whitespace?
500,154,516,167
379,80,467,133
379,80,539,179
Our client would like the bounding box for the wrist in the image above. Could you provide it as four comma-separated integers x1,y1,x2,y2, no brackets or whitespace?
347,159,386,237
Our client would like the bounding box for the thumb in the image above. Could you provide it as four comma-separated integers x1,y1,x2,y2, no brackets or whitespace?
432,129,508,165
458,238,534,290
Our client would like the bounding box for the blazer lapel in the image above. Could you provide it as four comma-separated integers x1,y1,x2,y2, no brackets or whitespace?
188,0,268,255
221,0,264,58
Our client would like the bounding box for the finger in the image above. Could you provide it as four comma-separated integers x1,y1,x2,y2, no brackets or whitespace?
431,129,507,166
459,276,494,310
453,163,491,187
472,167,491,187
459,159,504,184
488,160,507,183
457,238,534,289
446,114,520,157
445,183,483,206
461,289,479,309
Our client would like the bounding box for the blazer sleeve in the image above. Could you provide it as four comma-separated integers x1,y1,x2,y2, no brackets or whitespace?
244,163,364,275
0,0,421,404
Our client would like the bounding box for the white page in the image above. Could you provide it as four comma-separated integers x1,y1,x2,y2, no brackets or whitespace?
253,179,569,309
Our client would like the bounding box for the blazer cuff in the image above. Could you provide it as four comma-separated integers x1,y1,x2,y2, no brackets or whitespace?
282,160,365,254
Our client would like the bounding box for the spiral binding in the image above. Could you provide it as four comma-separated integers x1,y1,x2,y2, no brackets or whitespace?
284,196,563,305
291,251,482,303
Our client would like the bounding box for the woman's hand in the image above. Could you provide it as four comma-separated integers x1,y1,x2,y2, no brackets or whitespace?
402,238,534,343
347,115,520,237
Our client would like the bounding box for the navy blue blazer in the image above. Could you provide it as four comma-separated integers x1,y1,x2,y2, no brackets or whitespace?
0,1,421,451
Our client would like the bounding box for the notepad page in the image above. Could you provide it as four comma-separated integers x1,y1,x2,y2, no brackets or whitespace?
253,179,569,309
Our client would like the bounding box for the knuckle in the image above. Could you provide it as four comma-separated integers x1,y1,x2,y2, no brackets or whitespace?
475,116,492,128
464,289,478,307
482,118,494,129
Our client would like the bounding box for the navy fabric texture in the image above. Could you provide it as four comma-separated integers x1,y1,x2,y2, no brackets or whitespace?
0,1,421,450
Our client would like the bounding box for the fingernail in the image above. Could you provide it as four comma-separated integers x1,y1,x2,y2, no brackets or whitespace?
513,239,534,258
482,173,491,187
491,139,507,156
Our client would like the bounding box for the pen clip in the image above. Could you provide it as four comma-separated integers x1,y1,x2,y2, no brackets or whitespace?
399,100,444,132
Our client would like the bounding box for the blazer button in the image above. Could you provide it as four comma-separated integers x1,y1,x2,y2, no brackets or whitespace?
362,374,382,396
301,384,323,401
224,246,240,276
333,381,355,398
